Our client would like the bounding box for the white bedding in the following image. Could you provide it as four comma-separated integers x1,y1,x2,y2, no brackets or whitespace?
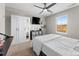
32,34,62,55
32,34,79,56
42,37,79,56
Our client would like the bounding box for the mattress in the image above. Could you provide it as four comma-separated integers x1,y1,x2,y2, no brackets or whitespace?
42,37,79,56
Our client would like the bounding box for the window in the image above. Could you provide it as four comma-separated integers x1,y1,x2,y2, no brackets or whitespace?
56,15,68,33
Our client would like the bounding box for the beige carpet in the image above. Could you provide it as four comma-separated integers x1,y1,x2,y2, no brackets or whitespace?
6,40,33,56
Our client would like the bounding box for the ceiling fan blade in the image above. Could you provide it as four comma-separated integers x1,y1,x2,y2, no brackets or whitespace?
46,3,56,9
39,10,44,14
47,10,53,13
34,5,43,9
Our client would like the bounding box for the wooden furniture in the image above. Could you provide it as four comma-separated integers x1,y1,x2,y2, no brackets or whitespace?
30,29,43,40
0,33,13,56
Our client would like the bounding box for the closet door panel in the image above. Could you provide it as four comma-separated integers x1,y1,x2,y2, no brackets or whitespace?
18,17,26,43
11,15,19,44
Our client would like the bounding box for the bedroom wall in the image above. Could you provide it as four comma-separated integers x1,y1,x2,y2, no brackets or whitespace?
5,7,46,35
0,3,5,39
45,6,79,39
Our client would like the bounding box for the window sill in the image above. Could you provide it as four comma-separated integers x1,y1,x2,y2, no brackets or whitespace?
56,32,67,34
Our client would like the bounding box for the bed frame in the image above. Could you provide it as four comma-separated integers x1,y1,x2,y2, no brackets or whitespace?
33,50,46,56
39,51,46,56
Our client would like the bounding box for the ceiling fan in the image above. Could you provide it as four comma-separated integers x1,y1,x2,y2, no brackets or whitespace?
34,3,56,14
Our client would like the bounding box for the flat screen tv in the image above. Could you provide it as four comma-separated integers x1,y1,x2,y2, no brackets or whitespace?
32,17,40,24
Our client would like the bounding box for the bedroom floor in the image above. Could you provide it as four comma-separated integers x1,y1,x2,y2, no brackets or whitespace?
6,40,33,56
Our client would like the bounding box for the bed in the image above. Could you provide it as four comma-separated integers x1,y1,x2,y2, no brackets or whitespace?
32,34,79,56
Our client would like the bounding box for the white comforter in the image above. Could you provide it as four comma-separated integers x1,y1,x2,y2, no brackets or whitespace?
32,34,62,55
42,37,79,56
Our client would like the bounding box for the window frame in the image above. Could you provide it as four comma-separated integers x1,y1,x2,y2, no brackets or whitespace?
56,15,68,34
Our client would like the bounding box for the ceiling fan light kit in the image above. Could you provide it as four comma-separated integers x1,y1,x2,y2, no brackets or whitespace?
44,9,47,12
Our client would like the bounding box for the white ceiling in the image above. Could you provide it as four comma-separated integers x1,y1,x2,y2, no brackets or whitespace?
6,3,79,17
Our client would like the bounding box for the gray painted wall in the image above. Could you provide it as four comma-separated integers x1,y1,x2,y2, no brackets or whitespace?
5,16,11,35
45,6,79,39
0,3,5,39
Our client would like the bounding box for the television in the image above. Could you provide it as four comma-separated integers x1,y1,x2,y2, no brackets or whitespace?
32,17,40,24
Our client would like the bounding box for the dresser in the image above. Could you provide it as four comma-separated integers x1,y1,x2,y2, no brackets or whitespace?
30,29,43,40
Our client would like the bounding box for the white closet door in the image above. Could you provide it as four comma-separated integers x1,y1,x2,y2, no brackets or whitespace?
11,15,30,45
11,15,19,44
18,17,26,43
